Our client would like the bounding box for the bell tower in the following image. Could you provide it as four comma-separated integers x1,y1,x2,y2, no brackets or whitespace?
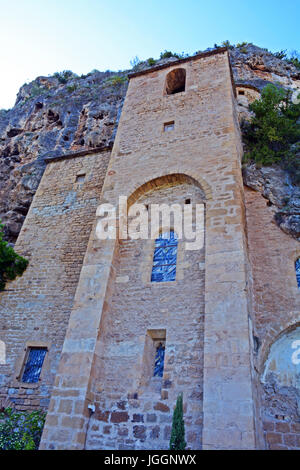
39,48,258,450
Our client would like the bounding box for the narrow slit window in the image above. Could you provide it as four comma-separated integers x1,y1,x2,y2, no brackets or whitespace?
76,173,85,183
22,347,47,383
164,121,174,132
153,343,165,377
151,231,178,282
296,258,300,289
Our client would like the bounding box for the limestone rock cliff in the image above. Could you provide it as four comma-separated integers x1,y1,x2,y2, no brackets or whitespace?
0,44,299,242
0,70,127,242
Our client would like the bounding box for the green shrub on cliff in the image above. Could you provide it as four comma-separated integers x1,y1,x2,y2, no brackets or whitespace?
0,222,28,291
288,51,300,70
53,70,77,84
242,84,300,183
104,75,128,87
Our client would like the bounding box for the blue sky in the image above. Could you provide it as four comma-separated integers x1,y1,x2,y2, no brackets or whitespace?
0,0,299,109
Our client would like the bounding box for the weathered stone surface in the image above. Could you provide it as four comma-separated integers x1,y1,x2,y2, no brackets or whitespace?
133,425,146,440
1,44,299,244
154,402,170,413
110,412,129,423
0,149,111,411
1,45,300,451
0,71,126,243
36,49,256,451
243,164,300,241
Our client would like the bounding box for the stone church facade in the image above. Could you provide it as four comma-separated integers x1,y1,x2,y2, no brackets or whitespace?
1,48,300,450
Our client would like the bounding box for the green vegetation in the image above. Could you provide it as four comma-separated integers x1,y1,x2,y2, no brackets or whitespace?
104,74,128,87
80,69,100,79
67,84,78,93
160,50,181,59
130,56,142,71
159,50,188,60
53,70,77,84
236,41,248,48
236,42,249,53
147,57,157,66
271,49,300,69
21,83,48,105
273,49,288,60
221,40,234,50
0,222,28,291
288,51,300,69
242,84,300,184
169,393,186,450
0,408,46,450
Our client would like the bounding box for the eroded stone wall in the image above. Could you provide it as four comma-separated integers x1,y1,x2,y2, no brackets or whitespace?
0,149,111,410
245,187,300,449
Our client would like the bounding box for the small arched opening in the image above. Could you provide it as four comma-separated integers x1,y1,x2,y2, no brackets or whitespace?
165,68,186,95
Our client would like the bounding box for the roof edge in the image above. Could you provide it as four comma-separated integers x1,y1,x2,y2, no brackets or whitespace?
44,143,113,164
128,47,228,79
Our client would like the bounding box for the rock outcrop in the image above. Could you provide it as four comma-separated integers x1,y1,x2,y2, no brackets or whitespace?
243,164,300,241
0,44,299,242
0,71,127,242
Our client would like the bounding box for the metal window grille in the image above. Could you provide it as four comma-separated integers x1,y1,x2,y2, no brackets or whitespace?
296,258,300,289
22,347,47,383
151,231,178,282
153,343,165,377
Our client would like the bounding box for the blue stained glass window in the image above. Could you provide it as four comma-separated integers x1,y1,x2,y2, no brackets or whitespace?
153,343,165,377
296,258,300,289
151,231,178,282
22,347,47,383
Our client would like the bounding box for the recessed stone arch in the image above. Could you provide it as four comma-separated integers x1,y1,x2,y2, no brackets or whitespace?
260,323,300,449
127,172,210,209
259,317,300,372
86,170,207,450
236,84,260,107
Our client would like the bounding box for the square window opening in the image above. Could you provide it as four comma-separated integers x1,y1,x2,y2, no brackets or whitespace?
76,174,85,183
164,121,175,132
139,329,166,392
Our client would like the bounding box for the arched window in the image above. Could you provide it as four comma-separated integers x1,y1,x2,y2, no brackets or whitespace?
165,68,186,95
151,231,178,282
296,258,300,289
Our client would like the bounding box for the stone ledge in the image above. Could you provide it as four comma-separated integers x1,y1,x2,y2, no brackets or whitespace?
44,144,113,164
128,48,228,79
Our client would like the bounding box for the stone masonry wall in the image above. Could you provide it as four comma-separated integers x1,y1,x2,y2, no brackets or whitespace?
86,183,205,450
40,50,257,450
0,149,111,411
245,187,300,449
